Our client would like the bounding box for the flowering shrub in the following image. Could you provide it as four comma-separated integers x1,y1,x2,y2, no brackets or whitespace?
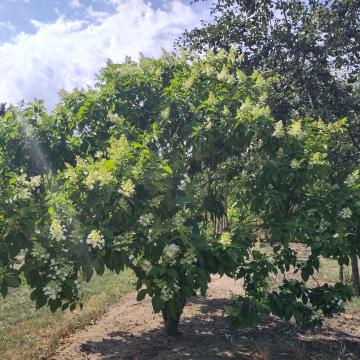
0,50,357,334
226,117,358,327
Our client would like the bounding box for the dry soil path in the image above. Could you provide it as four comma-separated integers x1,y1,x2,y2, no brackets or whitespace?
52,275,243,360
52,273,360,360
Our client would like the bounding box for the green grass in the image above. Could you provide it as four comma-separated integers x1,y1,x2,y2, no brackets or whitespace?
0,269,134,360
259,244,360,315
318,257,344,283
318,257,360,315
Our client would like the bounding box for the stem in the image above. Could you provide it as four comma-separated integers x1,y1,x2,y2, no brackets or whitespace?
351,254,360,296
339,264,344,283
161,299,185,336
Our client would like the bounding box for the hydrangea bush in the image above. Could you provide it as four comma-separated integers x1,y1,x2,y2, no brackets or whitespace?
0,50,358,334
226,117,358,327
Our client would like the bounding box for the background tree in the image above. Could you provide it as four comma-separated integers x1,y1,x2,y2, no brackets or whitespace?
0,103,6,117
181,0,360,290
182,0,360,124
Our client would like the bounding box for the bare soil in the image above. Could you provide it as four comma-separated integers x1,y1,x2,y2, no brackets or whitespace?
52,271,360,360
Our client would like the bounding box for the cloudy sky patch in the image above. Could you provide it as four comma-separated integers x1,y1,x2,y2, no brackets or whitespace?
0,0,207,108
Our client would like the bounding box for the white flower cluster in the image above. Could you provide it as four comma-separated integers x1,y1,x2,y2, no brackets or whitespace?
154,278,180,302
161,285,178,301
108,135,129,163
183,77,194,91
180,248,197,266
272,121,285,138
19,173,41,187
29,175,42,189
204,64,216,76
87,230,105,250
112,232,135,252
49,219,66,241
171,213,186,231
318,218,330,233
107,112,120,123
219,231,232,248
345,170,359,187
9,173,34,201
217,66,235,84
31,242,50,261
95,150,104,159
65,166,77,182
207,91,218,106
290,159,301,169
138,213,153,227
288,121,303,138
119,179,135,197
161,107,170,120
84,167,114,190
43,280,61,300
149,195,164,209
221,105,230,117
48,260,72,281
147,228,157,244
339,207,352,219
16,188,31,201
140,260,152,275
160,244,181,265
309,152,327,166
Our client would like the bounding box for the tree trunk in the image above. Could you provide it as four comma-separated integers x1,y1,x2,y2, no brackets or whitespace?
339,264,344,283
351,254,360,296
161,300,185,336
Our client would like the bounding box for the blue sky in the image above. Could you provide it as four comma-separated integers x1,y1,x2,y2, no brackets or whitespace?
0,0,209,108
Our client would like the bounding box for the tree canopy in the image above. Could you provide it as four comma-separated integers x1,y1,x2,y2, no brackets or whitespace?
181,0,360,150
1,50,358,334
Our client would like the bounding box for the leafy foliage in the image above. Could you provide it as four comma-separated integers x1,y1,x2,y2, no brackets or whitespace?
0,50,358,333
181,0,360,149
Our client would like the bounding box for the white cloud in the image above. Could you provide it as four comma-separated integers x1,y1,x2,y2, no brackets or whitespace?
86,6,110,20
0,21,15,31
0,0,205,109
69,0,82,9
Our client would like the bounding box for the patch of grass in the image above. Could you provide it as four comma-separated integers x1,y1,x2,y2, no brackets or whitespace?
0,269,134,360
346,296,360,315
316,257,360,317
318,257,342,283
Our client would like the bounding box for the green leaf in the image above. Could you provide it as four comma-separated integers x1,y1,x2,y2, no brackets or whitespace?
30,288,41,301
4,274,20,287
0,283,8,298
166,268,178,279
301,269,309,282
168,300,177,318
151,295,164,313
93,257,105,276
61,302,70,311
161,164,173,174
294,309,303,324
35,294,47,309
136,288,147,301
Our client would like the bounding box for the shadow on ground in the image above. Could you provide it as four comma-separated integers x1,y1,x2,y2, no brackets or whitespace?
79,297,360,360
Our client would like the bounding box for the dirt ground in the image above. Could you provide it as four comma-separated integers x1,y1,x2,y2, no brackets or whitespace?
52,273,360,360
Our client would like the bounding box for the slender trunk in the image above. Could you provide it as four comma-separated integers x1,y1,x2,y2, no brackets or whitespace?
162,308,181,335
339,264,344,283
161,300,185,336
351,254,360,296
